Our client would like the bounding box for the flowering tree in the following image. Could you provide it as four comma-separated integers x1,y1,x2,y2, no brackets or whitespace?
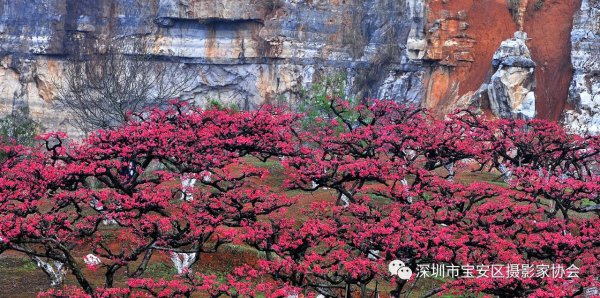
243,98,600,297
0,98,599,298
0,104,297,295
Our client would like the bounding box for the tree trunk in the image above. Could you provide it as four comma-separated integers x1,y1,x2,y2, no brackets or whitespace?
130,249,154,278
444,162,455,181
401,178,412,203
31,257,66,287
170,252,197,274
105,265,121,288
499,164,512,182
64,253,95,294
361,283,367,298
180,175,197,201
390,280,405,298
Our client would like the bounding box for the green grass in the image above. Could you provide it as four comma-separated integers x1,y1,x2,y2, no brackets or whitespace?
220,243,267,258
581,198,596,207
20,259,39,272
144,262,177,279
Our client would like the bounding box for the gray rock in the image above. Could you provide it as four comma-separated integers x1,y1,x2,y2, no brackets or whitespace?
76,15,95,32
492,56,536,69
564,0,600,135
0,0,428,136
485,31,537,120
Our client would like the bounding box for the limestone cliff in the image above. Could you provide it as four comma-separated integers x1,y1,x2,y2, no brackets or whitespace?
565,0,600,135
1,0,429,136
0,0,593,135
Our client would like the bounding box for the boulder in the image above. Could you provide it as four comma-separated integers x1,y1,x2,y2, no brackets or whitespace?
486,31,536,120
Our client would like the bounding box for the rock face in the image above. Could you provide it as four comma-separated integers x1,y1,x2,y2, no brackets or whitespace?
0,0,427,136
0,0,592,134
486,31,536,120
564,0,600,135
